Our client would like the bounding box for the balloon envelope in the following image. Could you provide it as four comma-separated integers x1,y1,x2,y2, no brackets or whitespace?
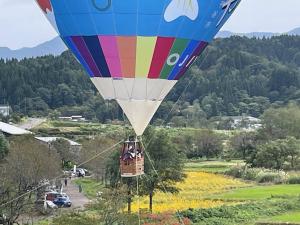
36,0,240,135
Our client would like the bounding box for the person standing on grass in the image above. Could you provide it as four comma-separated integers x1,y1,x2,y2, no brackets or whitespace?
64,178,68,186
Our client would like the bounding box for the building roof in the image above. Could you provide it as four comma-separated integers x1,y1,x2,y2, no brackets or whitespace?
0,122,32,135
35,137,81,146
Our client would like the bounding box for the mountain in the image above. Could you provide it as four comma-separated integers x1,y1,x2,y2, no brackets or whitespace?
217,27,300,39
216,31,280,39
0,37,66,60
0,27,299,60
289,27,300,35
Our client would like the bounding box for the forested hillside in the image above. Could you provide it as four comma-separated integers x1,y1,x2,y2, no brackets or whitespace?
0,35,299,126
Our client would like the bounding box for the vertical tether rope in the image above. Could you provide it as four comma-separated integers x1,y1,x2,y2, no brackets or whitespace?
140,140,185,225
134,138,141,225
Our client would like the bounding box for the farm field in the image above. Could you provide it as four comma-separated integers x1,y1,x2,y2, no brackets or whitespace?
131,171,249,213
215,184,300,200
270,211,300,223
185,160,245,173
34,161,300,225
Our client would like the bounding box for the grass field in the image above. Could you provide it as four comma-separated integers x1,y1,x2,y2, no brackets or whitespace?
214,184,300,200
270,211,300,223
185,160,245,173
74,178,103,199
36,161,300,225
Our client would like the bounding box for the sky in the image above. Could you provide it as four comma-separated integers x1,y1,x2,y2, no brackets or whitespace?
0,0,300,49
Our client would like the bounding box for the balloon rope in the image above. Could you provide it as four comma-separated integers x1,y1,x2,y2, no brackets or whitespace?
0,139,123,208
140,140,185,225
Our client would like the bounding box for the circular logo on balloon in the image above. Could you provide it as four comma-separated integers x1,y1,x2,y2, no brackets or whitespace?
92,0,112,11
167,53,180,66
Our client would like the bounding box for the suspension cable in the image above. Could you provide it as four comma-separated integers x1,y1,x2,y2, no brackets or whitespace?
140,140,185,225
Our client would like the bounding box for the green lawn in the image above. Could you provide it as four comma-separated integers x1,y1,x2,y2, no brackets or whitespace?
185,160,244,173
215,184,300,200
74,178,103,199
270,211,300,223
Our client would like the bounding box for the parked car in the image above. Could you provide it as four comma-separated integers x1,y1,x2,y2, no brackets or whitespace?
53,196,72,208
46,200,58,209
69,168,88,177
45,192,67,201
78,168,91,176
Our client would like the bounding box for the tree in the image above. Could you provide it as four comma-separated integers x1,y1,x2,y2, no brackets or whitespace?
2,36,300,123
0,133,8,160
81,136,116,181
230,132,256,160
51,138,74,168
261,104,300,139
253,140,288,169
141,129,186,212
283,137,300,169
194,130,223,159
0,135,61,225
105,151,136,213
52,187,138,225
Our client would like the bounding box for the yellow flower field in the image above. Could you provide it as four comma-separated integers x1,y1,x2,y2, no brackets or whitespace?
132,171,249,213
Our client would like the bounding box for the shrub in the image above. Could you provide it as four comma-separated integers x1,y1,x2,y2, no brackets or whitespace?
225,166,288,184
180,199,300,225
224,166,244,178
256,170,287,184
242,168,261,180
287,176,300,184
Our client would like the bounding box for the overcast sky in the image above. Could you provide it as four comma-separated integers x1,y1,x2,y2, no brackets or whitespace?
1,0,300,49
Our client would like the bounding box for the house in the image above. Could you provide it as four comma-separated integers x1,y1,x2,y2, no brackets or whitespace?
219,116,262,131
231,116,262,130
0,105,10,117
0,122,32,136
58,115,86,122
35,136,82,156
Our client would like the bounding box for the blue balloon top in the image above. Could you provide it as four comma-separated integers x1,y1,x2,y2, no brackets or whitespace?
50,0,241,42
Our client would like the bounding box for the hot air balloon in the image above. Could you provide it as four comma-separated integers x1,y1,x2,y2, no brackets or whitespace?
35,0,240,177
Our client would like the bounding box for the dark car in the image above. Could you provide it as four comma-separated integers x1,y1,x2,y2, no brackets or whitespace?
53,196,72,208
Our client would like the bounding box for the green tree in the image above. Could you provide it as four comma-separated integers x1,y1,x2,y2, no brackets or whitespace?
230,132,256,160
141,129,186,212
0,136,61,225
250,139,290,169
51,138,74,168
284,136,300,169
194,130,223,159
262,104,300,139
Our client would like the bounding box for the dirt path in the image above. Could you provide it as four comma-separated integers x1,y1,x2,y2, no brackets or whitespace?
63,179,91,209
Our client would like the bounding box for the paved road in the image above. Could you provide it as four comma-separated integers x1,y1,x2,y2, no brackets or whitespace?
63,179,91,209
17,118,46,130
17,179,91,224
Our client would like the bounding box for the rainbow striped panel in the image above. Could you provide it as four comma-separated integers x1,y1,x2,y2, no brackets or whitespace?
98,36,122,78
148,37,175,79
62,35,208,80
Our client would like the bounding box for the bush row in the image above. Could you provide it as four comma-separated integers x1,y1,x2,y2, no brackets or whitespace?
180,198,300,225
225,166,300,184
